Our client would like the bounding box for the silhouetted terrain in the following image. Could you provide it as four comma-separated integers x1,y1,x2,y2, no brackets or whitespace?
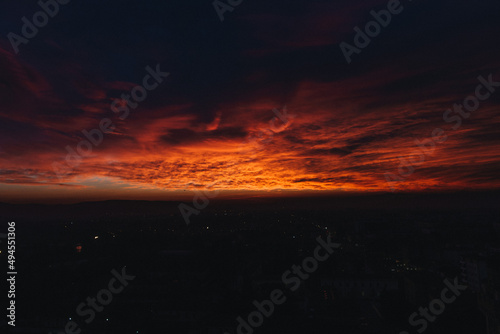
0,191,499,333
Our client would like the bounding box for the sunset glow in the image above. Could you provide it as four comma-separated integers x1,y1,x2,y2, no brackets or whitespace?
1,0,500,203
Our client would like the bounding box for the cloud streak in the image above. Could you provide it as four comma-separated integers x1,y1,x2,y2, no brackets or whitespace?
1,0,500,202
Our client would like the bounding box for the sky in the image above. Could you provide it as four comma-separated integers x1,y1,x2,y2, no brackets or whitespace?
0,0,500,203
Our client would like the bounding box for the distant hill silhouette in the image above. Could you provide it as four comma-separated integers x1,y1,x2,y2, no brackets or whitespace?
1,190,499,223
